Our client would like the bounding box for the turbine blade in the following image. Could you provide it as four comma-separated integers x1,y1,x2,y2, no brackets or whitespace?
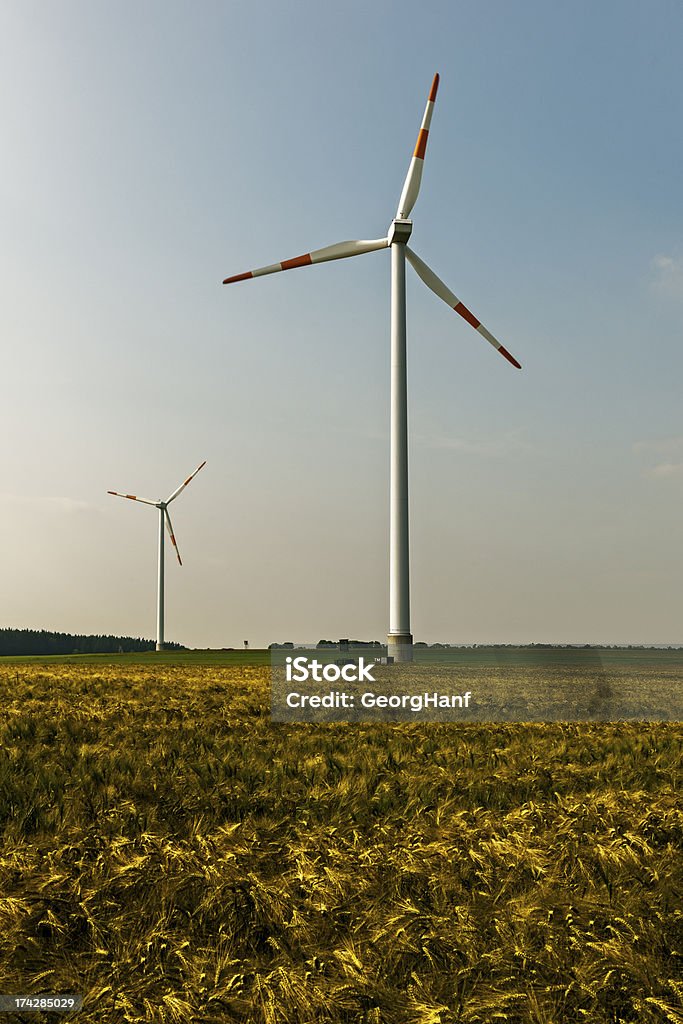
107,490,159,506
223,238,388,285
164,509,182,566
166,460,206,504
406,247,521,369
396,73,440,220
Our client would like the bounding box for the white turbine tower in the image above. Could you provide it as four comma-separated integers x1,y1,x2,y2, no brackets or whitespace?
108,461,206,651
222,73,521,662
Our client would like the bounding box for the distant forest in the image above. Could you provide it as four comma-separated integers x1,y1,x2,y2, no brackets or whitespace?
0,629,185,656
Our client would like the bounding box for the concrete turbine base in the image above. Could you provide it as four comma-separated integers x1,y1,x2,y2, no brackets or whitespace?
387,633,414,663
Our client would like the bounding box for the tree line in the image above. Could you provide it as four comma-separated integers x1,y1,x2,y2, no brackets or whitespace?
0,628,185,656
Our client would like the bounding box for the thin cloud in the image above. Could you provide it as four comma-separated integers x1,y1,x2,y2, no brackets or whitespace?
651,255,683,299
633,438,683,480
647,462,683,479
1,494,99,514
416,430,530,458
633,436,683,456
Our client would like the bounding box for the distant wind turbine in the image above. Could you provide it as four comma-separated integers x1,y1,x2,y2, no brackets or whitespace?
222,73,521,662
108,461,206,650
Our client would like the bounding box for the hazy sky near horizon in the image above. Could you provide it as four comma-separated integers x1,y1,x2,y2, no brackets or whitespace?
1,0,682,648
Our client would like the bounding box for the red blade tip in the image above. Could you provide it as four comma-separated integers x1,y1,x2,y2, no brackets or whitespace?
429,73,440,102
223,272,252,284
498,345,522,369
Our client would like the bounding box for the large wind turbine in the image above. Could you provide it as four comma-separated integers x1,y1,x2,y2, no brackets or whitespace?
222,74,521,662
108,461,206,650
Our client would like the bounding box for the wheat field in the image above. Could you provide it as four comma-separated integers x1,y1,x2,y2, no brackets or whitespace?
0,661,680,1023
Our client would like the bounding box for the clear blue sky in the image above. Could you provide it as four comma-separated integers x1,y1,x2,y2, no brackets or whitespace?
1,0,682,646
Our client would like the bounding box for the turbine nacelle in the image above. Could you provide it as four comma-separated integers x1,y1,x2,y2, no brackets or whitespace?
387,219,413,246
